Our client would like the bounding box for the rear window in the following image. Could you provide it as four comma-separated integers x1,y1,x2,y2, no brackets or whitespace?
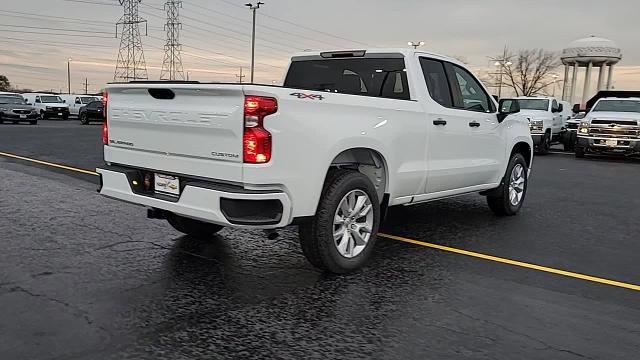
284,58,410,100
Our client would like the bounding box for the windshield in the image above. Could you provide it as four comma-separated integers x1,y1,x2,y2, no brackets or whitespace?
81,97,98,104
515,99,549,111
592,100,640,113
41,96,63,103
0,96,25,104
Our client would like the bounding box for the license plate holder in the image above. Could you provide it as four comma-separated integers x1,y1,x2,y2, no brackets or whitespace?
154,173,180,196
605,139,618,147
19,115,26,119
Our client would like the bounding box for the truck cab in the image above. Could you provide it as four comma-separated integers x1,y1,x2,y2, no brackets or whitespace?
501,96,567,154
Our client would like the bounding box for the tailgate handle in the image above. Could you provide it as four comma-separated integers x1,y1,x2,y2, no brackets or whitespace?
148,88,175,100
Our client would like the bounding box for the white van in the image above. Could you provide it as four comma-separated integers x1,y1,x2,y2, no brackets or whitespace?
22,93,70,120
59,94,100,117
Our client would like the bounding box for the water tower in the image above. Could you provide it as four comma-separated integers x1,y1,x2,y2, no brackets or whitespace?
561,36,622,105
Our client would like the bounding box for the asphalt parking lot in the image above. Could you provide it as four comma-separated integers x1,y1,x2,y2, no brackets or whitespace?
1,120,639,360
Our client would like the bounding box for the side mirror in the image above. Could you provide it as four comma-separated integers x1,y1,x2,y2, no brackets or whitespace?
497,99,520,123
63,100,66,103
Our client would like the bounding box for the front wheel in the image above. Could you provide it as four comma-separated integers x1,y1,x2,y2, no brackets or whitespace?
166,213,224,238
79,113,89,125
486,153,528,216
537,132,551,155
563,132,576,151
299,170,380,273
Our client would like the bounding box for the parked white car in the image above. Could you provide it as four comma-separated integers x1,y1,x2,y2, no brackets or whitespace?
500,96,570,153
575,97,640,157
21,93,70,120
98,48,533,273
59,94,100,117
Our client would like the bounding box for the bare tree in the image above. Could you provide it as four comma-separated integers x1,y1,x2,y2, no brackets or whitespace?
0,75,10,92
490,49,561,97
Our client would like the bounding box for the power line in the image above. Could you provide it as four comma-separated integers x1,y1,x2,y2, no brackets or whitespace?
160,0,185,81
0,29,115,39
0,23,112,35
214,0,372,47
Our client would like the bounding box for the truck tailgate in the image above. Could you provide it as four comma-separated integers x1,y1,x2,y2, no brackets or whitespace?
105,84,245,182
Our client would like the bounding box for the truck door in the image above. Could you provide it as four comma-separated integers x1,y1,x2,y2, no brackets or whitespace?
419,58,504,194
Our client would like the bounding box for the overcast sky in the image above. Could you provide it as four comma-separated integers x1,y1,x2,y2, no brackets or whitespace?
1,0,639,93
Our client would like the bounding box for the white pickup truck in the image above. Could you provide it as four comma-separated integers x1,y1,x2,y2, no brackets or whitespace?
97,49,533,273
500,96,569,153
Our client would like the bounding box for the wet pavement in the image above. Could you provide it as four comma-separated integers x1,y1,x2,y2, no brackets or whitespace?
1,121,639,359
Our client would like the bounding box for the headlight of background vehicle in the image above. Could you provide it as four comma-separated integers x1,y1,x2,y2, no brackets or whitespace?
579,122,590,134
529,120,544,132
0,107,9,111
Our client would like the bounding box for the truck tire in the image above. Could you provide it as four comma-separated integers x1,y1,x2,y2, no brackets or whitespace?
487,153,528,216
537,132,551,155
299,169,380,273
166,213,224,237
575,146,585,158
563,132,576,151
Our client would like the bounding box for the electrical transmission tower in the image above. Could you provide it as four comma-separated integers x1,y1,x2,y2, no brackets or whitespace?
160,0,185,80
114,0,148,81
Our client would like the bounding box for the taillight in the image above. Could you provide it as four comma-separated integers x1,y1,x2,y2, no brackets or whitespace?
243,96,277,163
102,91,108,145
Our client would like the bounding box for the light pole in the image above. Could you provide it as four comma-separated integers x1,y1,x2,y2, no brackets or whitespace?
246,2,264,84
494,60,512,98
187,71,191,81
67,58,72,94
408,41,425,49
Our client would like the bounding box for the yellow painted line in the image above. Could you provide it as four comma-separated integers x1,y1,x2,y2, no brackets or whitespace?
378,233,640,292
2,150,638,292
0,151,99,176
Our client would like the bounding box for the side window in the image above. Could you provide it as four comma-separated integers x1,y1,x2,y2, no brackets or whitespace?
75,97,81,104
380,71,410,100
446,64,494,113
35,97,41,103
552,99,558,112
419,58,452,107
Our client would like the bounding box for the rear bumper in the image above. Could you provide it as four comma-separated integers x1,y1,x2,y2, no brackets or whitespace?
97,166,292,229
577,136,640,155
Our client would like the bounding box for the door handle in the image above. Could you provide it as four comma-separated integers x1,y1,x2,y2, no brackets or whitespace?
433,119,447,126
469,121,481,128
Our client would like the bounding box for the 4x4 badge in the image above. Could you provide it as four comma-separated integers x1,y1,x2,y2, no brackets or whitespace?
290,93,324,100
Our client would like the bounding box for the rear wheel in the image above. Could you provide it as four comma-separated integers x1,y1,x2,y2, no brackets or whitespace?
166,213,224,237
299,170,380,273
487,153,528,216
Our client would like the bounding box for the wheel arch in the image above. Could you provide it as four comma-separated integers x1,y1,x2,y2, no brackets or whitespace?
511,141,532,168
326,147,389,205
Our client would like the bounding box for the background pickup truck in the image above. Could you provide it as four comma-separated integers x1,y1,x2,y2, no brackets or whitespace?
575,97,640,157
501,96,570,153
98,48,533,273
